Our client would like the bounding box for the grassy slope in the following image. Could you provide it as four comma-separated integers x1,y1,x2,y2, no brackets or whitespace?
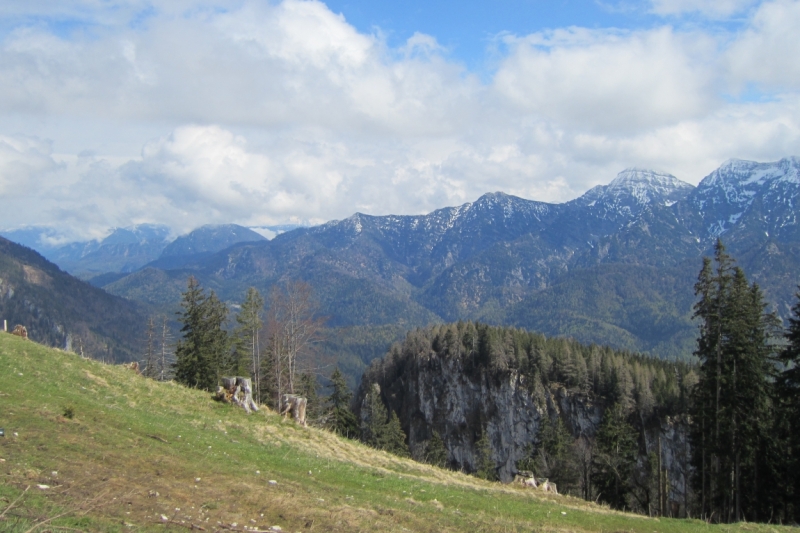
0,334,791,533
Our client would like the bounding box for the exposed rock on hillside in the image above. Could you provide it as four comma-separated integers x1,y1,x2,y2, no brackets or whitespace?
357,323,693,512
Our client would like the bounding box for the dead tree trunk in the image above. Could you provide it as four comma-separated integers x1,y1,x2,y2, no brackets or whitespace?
280,394,307,427
215,377,259,414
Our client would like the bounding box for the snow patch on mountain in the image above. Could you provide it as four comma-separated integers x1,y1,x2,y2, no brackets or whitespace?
571,168,694,222
691,156,800,239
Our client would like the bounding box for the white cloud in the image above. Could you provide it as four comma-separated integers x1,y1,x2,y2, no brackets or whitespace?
726,0,800,91
0,136,57,191
493,26,717,133
0,0,799,241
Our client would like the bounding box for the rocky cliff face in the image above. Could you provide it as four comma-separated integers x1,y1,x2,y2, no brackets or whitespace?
358,323,693,508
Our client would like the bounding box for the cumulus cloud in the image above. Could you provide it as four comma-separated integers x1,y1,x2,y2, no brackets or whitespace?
0,136,60,196
0,0,799,241
726,0,800,91
493,26,716,133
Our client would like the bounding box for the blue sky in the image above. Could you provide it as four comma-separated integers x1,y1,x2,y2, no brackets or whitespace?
0,0,798,241
327,1,631,66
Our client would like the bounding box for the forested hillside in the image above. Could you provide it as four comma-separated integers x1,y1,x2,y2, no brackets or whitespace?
0,236,147,362
353,242,800,523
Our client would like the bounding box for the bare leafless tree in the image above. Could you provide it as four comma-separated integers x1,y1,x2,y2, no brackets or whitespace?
142,316,157,378
265,281,324,409
158,315,174,381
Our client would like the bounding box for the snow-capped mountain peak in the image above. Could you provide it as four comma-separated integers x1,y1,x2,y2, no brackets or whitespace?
691,156,800,240
606,168,694,203
572,168,694,221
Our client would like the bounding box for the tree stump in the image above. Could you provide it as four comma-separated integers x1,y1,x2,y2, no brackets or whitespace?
280,394,308,427
11,325,27,339
215,377,259,414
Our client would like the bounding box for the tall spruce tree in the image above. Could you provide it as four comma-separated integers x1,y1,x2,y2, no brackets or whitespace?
327,367,358,438
425,430,448,468
359,383,409,456
475,429,497,481
381,412,410,457
592,403,638,510
689,240,777,522
777,288,800,522
174,277,230,391
530,416,580,494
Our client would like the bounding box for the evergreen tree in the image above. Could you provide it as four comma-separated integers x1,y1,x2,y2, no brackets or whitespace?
592,403,638,510
689,241,777,522
777,288,800,522
425,430,448,468
142,316,157,379
174,277,230,391
327,367,358,438
360,383,387,448
381,411,410,457
532,416,580,494
475,429,497,481
359,383,409,456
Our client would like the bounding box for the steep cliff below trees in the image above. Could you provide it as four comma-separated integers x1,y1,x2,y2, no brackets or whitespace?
356,322,695,515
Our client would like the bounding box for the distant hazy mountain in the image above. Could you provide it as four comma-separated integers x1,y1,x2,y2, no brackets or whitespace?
0,226,64,252
144,224,266,270
0,236,147,361
0,223,275,280
76,157,800,361
20,224,174,279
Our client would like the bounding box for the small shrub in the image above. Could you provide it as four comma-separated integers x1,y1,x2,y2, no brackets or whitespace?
63,406,75,419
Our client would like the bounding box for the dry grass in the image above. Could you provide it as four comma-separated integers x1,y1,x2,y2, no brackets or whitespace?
0,333,794,533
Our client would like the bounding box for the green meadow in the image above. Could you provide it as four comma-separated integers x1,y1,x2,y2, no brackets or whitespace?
0,333,792,532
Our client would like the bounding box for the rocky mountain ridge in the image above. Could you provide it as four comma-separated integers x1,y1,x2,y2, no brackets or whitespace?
86,157,800,363
3,157,798,367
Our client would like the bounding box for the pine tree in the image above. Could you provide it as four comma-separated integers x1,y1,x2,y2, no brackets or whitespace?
327,367,358,438
142,316,157,378
360,383,388,449
533,416,580,494
174,277,230,391
777,288,800,522
475,429,497,481
359,383,409,456
592,403,638,510
425,430,448,468
298,371,320,422
381,411,410,457
689,241,777,522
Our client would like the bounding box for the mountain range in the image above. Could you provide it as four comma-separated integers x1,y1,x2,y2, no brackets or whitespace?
0,223,277,280
2,157,798,370
96,157,800,361
0,236,146,361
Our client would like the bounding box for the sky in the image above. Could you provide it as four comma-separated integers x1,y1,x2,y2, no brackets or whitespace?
1,0,799,242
